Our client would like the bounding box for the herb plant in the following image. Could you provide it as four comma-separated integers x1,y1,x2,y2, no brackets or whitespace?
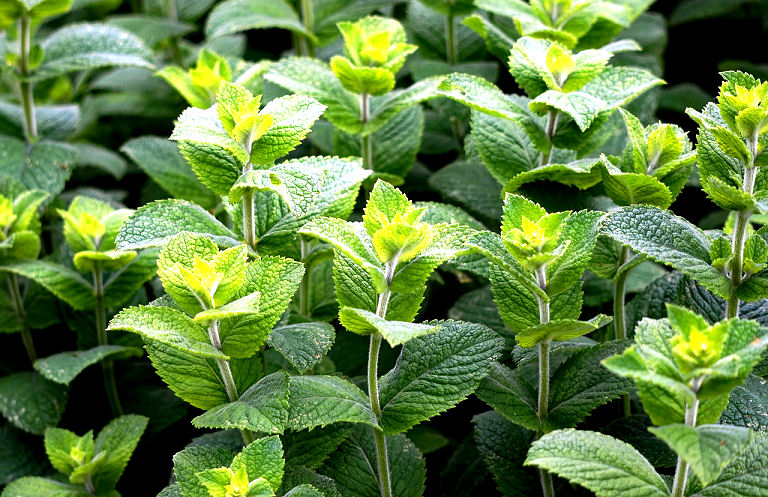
1,2,767,497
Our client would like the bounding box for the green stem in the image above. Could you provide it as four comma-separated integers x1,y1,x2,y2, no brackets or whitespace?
18,14,37,144
298,0,315,57
208,319,254,445
446,11,459,65
7,274,36,363
94,265,123,417
369,262,394,497
360,93,373,170
726,140,758,318
534,266,555,497
613,246,632,417
539,110,559,166
299,239,311,317
241,154,258,251
671,398,699,497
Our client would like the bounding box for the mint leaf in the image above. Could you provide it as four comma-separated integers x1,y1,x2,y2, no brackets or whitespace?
338,307,438,346
116,199,240,250
34,345,142,385
603,205,730,298
650,424,753,486
0,137,76,196
0,372,67,435
232,435,285,492
192,372,289,434
721,375,768,431
35,24,153,80
0,260,95,310
205,0,313,39
475,362,540,432
173,445,236,497
525,429,670,497
379,320,504,434
121,136,217,210
0,477,93,496
91,415,148,492
267,323,335,373
287,375,378,430
689,433,768,497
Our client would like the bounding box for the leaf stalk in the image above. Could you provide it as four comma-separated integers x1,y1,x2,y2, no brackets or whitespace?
671,398,699,497
534,265,556,497
94,265,123,417
360,93,374,170
7,274,37,363
18,14,37,143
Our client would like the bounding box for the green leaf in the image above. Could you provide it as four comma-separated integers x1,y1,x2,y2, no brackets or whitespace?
603,205,730,298
102,248,159,309
338,307,438,346
264,57,359,135
525,429,670,497
91,415,148,492
517,315,611,347
688,432,768,496
173,445,236,497
232,435,285,492
0,372,67,435
0,477,92,497
651,424,753,486
35,24,153,80
250,95,326,166
547,209,604,296
379,320,504,434
0,260,95,310
267,323,335,373
546,341,633,431
205,0,313,39
192,372,289,434
121,136,217,210
475,362,540,432
107,305,226,359
116,199,240,250
34,345,142,385
438,73,549,151
0,137,76,196
0,0,72,28
721,374,768,432
286,375,378,431
600,157,674,208
107,14,194,46
0,424,47,484
471,109,540,184
364,77,444,135
473,410,537,497
319,426,425,497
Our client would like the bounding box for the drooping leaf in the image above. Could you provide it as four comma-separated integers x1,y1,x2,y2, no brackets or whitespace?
34,345,142,385
287,375,378,431
0,372,68,435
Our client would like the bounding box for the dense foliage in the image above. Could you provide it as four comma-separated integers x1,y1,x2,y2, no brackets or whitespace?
1,1,767,496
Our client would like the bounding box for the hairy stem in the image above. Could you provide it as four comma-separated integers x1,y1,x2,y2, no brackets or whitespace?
297,0,315,57
360,93,373,170
369,262,395,497
671,398,699,497
7,274,36,363
727,139,758,318
539,111,559,166
446,11,459,65
299,238,311,317
613,245,632,416
208,319,254,445
94,265,123,417
534,266,555,497
18,14,37,143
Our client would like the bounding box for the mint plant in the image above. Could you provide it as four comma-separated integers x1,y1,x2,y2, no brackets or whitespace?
526,305,768,497
1,414,147,497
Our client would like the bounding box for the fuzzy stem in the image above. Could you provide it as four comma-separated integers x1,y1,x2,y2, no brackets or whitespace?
369,262,395,497
671,399,699,497
614,245,632,416
726,138,758,318
18,14,37,143
360,93,373,170
207,319,254,445
534,266,555,497
297,0,315,57
299,238,311,317
539,111,559,166
94,265,123,417
7,274,36,363
445,11,459,65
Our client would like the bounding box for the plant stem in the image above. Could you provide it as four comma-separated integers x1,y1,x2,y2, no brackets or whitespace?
726,138,758,318
207,319,254,445
18,14,37,144
613,245,632,416
7,274,36,363
539,110,559,166
534,266,555,497
299,238,311,317
671,399,699,497
369,262,395,497
297,0,315,57
241,155,258,251
94,265,123,417
445,11,459,65
359,93,373,170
